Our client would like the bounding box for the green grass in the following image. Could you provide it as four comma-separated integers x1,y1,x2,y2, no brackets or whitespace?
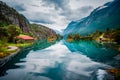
0,41,33,59
8,42,33,48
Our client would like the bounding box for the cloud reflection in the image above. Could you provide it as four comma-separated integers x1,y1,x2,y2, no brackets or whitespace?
0,41,110,80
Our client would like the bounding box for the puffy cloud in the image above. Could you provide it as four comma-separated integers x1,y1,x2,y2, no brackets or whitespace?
14,5,26,12
60,6,93,21
42,0,70,10
0,0,113,31
28,12,55,24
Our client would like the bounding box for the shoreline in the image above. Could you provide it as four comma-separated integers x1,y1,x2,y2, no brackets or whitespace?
0,42,34,68
0,48,20,68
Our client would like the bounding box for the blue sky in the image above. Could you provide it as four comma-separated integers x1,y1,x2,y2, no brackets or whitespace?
0,0,113,31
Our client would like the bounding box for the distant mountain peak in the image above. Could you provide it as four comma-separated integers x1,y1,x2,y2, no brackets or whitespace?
64,0,120,35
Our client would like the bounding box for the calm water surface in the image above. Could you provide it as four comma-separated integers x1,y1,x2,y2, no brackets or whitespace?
0,40,119,80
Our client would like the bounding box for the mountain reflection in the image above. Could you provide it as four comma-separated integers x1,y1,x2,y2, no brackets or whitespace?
64,40,118,63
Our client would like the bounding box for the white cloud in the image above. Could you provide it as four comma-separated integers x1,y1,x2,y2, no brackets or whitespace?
0,0,113,31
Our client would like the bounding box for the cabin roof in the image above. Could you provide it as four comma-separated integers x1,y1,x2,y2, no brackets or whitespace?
16,35,34,40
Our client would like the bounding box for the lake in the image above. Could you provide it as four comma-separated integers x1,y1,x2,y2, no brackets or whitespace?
0,40,119,80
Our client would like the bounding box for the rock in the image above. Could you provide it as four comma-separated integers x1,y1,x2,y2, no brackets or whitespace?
7,46,18,51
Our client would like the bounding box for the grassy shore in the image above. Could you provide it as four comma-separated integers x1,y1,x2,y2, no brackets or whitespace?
0,42,33,59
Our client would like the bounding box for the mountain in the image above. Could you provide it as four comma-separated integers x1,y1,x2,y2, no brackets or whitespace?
30,24,56,39
0,1,31,33
64,0,120,36
0,1,56,39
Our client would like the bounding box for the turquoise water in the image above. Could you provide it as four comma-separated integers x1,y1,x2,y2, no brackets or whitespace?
0,40,119,80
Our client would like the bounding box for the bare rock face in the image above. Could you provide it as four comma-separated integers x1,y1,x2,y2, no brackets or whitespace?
0,1,57,39
0,1,30,33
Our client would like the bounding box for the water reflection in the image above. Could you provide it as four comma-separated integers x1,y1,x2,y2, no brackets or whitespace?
0,40,56,77
0,40,118,80
64,40,118,63
32,40,56,51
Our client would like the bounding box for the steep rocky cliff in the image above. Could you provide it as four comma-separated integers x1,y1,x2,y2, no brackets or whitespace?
0,1,56,39
0,1,30,33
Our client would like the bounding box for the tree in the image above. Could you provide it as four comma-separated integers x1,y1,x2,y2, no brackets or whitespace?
67,33,74,39
112,28,120,43
74,34,81,40
7,25,21,42
0,27,8,39
92,30,102,38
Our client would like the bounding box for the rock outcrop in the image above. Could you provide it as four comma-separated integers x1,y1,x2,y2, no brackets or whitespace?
0,1,57,39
